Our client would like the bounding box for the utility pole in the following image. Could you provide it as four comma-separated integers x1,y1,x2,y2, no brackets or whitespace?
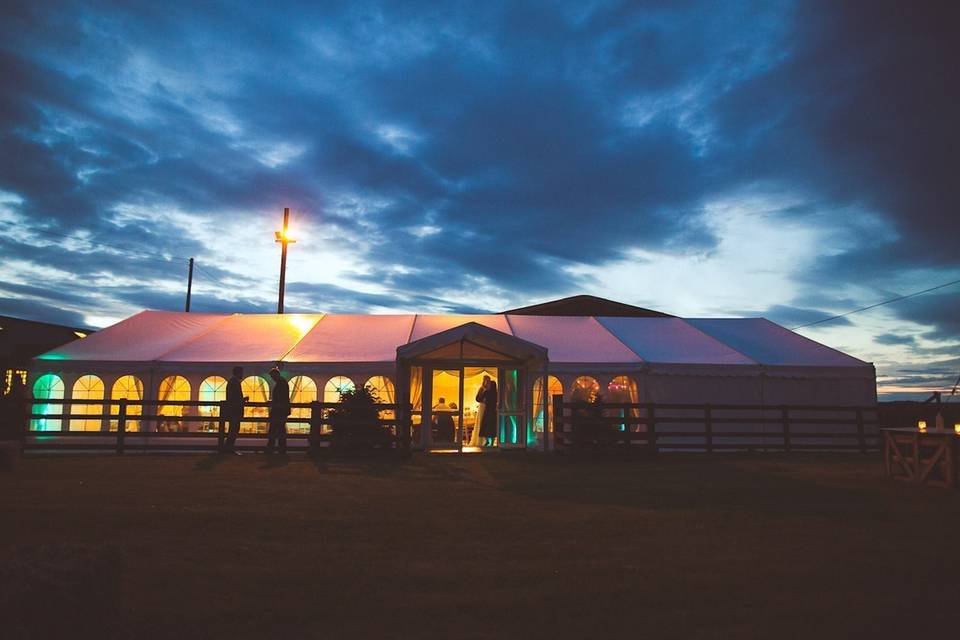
185,257,194,312
275,207,296,314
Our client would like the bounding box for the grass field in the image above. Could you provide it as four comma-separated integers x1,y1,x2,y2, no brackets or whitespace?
2,451,959,639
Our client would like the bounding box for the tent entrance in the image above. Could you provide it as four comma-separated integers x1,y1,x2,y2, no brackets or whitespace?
397,322,549,451
427,366,500,450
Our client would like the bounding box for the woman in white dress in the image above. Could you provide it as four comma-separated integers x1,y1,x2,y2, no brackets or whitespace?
469,376,490,447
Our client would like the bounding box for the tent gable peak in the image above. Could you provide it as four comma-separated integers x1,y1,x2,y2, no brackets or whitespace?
397,321,547,363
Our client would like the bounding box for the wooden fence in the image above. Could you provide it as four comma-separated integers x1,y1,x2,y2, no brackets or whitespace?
21,397,880,455
550,396,879,453
23,398,412,454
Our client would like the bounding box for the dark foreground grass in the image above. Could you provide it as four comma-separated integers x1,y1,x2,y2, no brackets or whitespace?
2,452,958,639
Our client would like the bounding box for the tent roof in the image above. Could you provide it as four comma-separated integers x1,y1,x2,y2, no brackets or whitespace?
503,294,672,317
596,317,756,365
685,319,867,367
37,310,871,368
398,321,548,363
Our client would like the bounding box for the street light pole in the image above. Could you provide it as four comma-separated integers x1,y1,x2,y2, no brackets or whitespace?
185,257,194,312
275,207,296,314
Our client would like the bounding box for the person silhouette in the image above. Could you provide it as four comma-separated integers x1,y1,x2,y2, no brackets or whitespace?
266,367,290,454
432,397,455,443
470,378,488,447
479,378,498,447
222,366,245,454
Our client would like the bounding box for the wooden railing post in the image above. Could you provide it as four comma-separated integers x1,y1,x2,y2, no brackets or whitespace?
648,404,657,456
217,401,226,452
404,403,413,453
551,394,563,452
704,404,713,453
856,408,866,454
309,401,322,456
781,405,791,452
60,397,70,433
116,399,127,455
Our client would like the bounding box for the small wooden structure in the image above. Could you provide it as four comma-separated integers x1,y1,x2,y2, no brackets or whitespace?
882,428,959,489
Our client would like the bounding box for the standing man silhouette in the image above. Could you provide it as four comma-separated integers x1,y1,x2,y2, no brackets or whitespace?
223,366,245,455
266,367,290,454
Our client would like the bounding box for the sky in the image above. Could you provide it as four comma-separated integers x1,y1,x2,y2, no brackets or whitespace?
0,0,957,400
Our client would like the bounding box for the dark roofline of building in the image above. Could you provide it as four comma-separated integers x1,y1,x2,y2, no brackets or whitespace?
0,314,95,335
501,294,674,318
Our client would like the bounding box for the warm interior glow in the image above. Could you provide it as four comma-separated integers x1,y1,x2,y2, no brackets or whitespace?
324,375,355,404
241,375,271,433
954,424,960,436
533,375,564,434
110,375,144,431
158,375,191,432
464,367,497,443
74,331,88,338
198,375,228,431
70,374,105,431
571,375,601,403
288,375,317,434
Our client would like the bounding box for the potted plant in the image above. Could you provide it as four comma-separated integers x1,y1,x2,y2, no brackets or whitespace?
327,386,395,452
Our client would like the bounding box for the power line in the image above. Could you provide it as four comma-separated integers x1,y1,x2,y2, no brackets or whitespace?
193,264,234,290
791,277,960,330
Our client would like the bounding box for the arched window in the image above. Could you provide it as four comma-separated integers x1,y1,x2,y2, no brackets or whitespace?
324,376,355,404
31,374,64,431
365,375,395,403
110,375,144,432
158,375,191,432
365,375,396,421
288,375,317,435
70,375,105,431
570,376,600,403
241,375,271,433
607,375,640,431
607,376,639,403
199,376,228,432
533,375,564,433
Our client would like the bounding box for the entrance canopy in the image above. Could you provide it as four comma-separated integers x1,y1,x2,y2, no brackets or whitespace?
397,321,548,365
36,309,870,369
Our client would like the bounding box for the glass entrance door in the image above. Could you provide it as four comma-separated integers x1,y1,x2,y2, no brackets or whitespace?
498,368,526,448
463,366,497,449
430,369,460,447
421,365,525,450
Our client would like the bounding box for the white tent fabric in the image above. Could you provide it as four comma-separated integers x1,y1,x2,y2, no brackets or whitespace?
596,317,755,365
157,313,324,363
38,310,872,370
506,315,643,363
40,311,226,362
685,319,867,366
409,314,512,342
286,315,415,363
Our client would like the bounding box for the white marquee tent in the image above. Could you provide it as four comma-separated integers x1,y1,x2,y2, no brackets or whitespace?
30,310,876,448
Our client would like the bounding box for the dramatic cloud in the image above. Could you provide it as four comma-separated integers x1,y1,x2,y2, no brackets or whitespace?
0,0,957,398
